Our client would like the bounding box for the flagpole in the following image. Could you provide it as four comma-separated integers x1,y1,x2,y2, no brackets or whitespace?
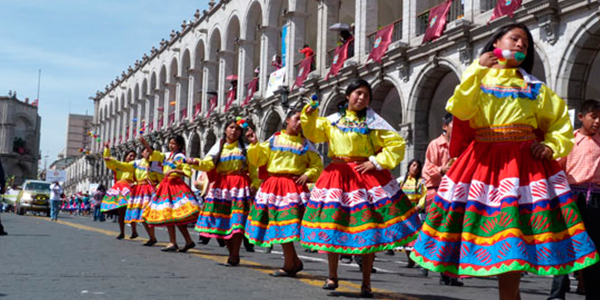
36,69,42,102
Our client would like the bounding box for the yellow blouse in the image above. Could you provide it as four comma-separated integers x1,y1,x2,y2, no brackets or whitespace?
150,150,192,178
103,148,134,182
247,130,323,182
399,176,426,207
446,60,574,159
301,105,405,170
192,140,248,174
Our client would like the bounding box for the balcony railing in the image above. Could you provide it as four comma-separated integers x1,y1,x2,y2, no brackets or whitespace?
326,40,354,67
481,0,497,12
366,18,403,54
416,0,464,36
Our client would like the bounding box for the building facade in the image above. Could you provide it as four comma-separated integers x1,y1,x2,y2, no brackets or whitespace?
0,96,41,186
63,114,93,158
80,0,600,188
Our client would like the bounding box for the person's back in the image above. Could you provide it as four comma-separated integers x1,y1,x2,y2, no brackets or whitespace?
49,182,63,221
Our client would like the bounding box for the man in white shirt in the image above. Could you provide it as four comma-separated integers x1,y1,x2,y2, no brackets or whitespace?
49,181,63,221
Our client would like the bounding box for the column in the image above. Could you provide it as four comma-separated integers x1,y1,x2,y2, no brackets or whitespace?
237,39,254,105
153,89,163,130
202,60,219,115
186,70,198,120
355,0,378,63
285,11,307,85
218,50,235,111
405,0,417,43
164,84,175,128
316,0,340,76
259,26,279,97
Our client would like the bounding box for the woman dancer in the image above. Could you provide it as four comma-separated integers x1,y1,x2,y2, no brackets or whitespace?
141,135,200,252
190,118,253,266
410,23,599,300
127,146,160,246
101,142,138,239
301,79,421,297
245,109,323,276
397,159,426,268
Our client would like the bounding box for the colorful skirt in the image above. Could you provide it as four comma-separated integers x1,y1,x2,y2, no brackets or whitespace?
126,183,155,223
245,174,309,247
410,138,599,276
100,180,131,212
300,162,421,254
142,176,200,226
195,173,253,239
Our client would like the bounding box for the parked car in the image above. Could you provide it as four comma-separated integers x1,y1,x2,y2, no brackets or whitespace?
15,180,51,216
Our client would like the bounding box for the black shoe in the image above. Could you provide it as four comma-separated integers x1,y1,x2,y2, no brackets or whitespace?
360,285,374,298
130,232,138,239
161,245,179,252
322,278,339,290
179,242,196,253
385,249,395,256
224,257,240,267
406,260,416,268
116,233,125,240
245,247,255,253
0,231,7,236
270,269,295,277
340,255,352,264
199,236,210,245
142,239,157,246
418,268,429,277
217,239,226,247
449,279,464,287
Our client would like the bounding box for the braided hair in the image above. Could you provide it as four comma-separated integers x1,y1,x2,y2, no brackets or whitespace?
213,118,247,168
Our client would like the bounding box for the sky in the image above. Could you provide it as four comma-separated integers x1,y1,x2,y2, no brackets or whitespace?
0,0,210,166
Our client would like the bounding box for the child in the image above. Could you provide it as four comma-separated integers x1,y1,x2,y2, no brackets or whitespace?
301,79,421,297
410,23,599,300
101,144,137,239
397,159,426,268
141,135,200,252
189,118,254,266
245,109,323,277
548,99,600,300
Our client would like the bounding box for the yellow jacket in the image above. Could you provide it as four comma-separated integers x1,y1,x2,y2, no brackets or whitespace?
103,148,134,182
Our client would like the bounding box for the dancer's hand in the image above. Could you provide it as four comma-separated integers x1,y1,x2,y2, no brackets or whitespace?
245,128,258,144
305,106,316,115
295,175,309,186
355,161,376,174
531,143,553,160
185,158,197,165
479,52,498,68
103,142,110,148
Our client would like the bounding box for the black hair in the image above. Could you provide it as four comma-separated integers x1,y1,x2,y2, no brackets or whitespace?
213,118,247,168
122,149,137,161
340,30,353,40
97,184,106,192
442,113,453,126
283,109,304,135
303,44,310,48
580,99,600,115
169,135,185,154
339,79,373,120
401,159,424,192
481,23,535,74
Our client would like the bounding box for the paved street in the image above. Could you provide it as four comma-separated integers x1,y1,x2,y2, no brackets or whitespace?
0,212,586,300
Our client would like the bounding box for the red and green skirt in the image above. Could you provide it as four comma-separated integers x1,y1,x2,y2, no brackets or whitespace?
245,174,309,247
411,139,599,276
300,162,421,254
100,180,131,212
195,173,253,239
143,176,200,226
126,183,155,223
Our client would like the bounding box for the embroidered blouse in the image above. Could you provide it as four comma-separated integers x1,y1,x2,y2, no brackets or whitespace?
150,150,191,179
103,148,135,182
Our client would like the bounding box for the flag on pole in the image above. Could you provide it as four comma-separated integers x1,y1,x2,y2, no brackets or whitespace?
292,56,314,89
194,102,202,118
422,0,454,44
31,99,39,107
224,89,236,112
242,78,259,107
367,24,394,64
206,95,217,118
326,39,353,81
489,0,523,22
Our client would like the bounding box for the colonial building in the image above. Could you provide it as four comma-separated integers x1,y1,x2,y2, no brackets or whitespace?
82,0,600,188
0,95,41,185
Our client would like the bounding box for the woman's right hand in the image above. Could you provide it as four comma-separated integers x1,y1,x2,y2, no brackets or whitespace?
305,106,316,115
245,128,258,144
103,142,109,148
479,51,498,68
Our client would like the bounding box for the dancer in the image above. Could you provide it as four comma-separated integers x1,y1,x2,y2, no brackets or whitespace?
397,159,426,269
127,146,160,246
141,135,200,252
301,79,421,297
190,118,253,266
101,143,137,239
245,109,323,277
410,23,599,300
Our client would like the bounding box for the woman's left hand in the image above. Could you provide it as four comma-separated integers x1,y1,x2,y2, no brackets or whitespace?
531,143,553,160
354,161,376,174
295,175,309,186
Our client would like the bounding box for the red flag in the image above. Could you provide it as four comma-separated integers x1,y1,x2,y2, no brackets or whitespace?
224,89,236,112
367,24,394,64
194,102,202,118
180,109,187,120
242,78,259,106
31,99,39,107
326,39,352,81
422,0,453,44
168,113,175,125
206,95,217,118
490,0,522,22
158,118,163,128
292,56,314,89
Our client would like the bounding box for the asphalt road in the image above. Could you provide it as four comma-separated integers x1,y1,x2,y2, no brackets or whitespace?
0,212,587,300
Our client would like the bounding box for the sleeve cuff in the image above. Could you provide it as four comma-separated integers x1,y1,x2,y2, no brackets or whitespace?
369,156,384,171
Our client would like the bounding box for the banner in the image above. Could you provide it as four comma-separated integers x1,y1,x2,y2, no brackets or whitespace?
205,95,218,118
422,0,453,44
281,23,289,67
243,78,259,106
490,0,522,22
46,169,66,182
292,56,314,89
224,89,236,112
367,24,394,64
266,67,287,99
326,39,352,80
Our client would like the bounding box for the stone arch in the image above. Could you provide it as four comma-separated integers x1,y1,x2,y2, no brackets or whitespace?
134,83,140,101
188,131,201,158
260,106,285,140
208,27,222,61
179,49,192,121
408,59,461,160
321,88,345,116
371,77,403,130
192,39,206,70
532,43,549,84
556,12,600,109
203,130,218,156
266,0,291,28
159,65,167,89
242,0,263,88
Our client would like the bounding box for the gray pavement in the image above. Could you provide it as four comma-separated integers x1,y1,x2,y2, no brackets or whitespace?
0,212,587,300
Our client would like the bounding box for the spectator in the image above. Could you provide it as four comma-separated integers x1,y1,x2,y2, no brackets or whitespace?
49,181,63,221
93,185,106,222
0,158,7,235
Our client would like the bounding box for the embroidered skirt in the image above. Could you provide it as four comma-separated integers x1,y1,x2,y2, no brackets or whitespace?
125,183,155,223
143,176,200,226
300,162,421,254
195,173,253,239
245,174,309,247
100,180,131,212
